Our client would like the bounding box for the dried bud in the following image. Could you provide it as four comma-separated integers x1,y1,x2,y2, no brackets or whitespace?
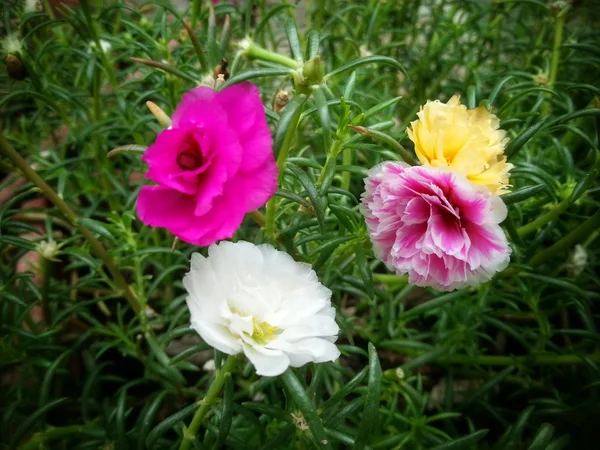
273,89,289,113
5,54,27,80
212,58,230,80
291,412,309,431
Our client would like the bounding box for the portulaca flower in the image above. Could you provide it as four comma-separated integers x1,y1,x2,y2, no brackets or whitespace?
183,241,340,377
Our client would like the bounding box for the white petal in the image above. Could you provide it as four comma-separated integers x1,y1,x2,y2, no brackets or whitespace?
191,319,242,355
190,252,206,270
270,337,340,367
243,342,290,377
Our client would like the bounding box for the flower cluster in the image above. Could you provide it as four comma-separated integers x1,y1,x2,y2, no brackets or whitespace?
362,96,512,291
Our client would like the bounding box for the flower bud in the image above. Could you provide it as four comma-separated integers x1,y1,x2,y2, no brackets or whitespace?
37,240,60,261
273,89,289,113
5,54,27,80
302,55,325,86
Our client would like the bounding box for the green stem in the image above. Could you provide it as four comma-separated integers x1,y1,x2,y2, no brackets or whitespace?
265,98,307,239
190,0,202,30
18,424,101,450
349,126,418,166
541,6,568,116
382,350,600,368
79,0,118,89
373,273,408,286
341,148,352,191
179,355,238,450
243,41,300,69
516,197,570,237
41,257,52,325
528,209,600,267
0,131,142,314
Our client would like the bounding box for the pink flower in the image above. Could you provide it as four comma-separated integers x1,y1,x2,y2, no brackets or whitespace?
136,83,277,246
361,162,510,291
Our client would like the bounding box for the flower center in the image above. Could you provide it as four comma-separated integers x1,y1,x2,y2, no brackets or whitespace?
251,318,279,345
176,150,203,171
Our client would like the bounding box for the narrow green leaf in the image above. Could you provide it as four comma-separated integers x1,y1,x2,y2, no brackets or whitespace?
344,71,357,100
242,402,292,423
306,30,320,60
254,4,295,37
224,68,294,88
487,76,514,106
321,367,368,413
284,19,303,63
467,85,477,109
570,168,599,205
279,369,332,450
145,402,198,449
501,184,546,205
325,55,407,80
314,88,332,151
458,367,515,411
9,398,68,448
287,164,326,232
137,391,169,450
363,96,402,120
527,424,555,450
505,119,548,160
429,429,489,450
107,145,146,158
275,94,307,154
354,343,382,449
355,245,374,299
216,374,234,448
319,157,337,196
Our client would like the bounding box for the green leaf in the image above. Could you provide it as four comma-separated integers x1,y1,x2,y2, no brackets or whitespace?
284,19,303,63
8,398,68,448
501,184,546,205
570,168,599,205
314,88,332,151
306,30,320,60
429,430,489,450
279,369,332,450
458,367,515,411
526,424,555,450
107,144,147,158
355,245,374,299
224,68,294,88
145,402,198,449
487,76,514,106
321,366,368,413
505,119,548,160
215,374,234,448
275,94,307,155
287,164,326,233
319,157,337,196
254,4,295,37
354,343,382,449
325,55,407,80
363,96,402,120
137,391,169,450
344,71,357,100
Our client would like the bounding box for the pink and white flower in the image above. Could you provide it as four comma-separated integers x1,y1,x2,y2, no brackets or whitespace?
361,162,510,291
136,82,277,246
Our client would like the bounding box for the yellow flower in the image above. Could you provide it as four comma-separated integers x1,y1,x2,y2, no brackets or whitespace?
407,95,512,195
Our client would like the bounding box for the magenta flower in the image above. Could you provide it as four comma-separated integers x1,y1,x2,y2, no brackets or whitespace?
361,162,510,291
136,83,277,246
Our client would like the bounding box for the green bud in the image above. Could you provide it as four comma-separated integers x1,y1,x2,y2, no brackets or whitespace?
302,56,325,86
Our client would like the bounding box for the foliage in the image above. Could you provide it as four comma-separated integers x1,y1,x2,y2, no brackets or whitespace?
1,0,599,449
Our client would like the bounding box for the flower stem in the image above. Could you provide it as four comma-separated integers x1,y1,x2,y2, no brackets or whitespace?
0,130,142,314
243,41,300,69
541,5,568,116
516,197,570,237
179,355,238,450
528,209,600,267
381,350,600,368
265,97,307,240
79,0,118,89
17,424,101,450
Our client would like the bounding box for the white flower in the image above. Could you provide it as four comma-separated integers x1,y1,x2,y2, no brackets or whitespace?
24,0,43,13
88,39,111,54
184,241,340,377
